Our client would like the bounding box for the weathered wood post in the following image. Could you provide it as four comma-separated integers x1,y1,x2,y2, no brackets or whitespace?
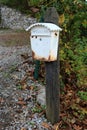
44,7,60,124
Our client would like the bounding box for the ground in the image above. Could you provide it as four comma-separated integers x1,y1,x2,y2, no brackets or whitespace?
0,29,46,130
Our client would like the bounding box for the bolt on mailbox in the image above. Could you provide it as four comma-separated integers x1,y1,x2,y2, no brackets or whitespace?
26,23,62,62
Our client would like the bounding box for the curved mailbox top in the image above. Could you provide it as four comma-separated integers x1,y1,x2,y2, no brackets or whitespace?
26,23,62,32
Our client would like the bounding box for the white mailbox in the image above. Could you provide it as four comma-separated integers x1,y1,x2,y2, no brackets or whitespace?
26,23,62,61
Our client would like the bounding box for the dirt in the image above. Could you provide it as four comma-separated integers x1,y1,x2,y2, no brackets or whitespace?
0,29,29,47
0,29,47,130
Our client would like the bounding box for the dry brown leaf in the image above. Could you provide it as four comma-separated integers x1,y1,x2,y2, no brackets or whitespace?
59,14,65,25
53,121,62,130
70,118,76,124
83,119,87,125
17,101,26,106
16,109,23,113
18,97,23,101
30,86,34,90
76,97,80,104
39,110,46,116
26,70,34,76
22,105,27,108
22,84,27,90
21,127,27,130
30,7,39,13
41,122,51,129
73,124,82,130
67,90,73,97
0,97,4,103
20,76,27,85
60,113,67,117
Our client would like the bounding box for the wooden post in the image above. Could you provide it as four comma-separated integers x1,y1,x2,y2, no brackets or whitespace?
44,7,60,124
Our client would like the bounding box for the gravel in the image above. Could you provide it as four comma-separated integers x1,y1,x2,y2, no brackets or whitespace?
0,33,48,130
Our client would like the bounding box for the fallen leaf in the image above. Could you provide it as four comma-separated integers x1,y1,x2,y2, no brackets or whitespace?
76,97,80,104
73,124,82,130
30,86,34,90
16,109,23,113
39,109,46,117
30,7,39,13
70,118,76,124
21,127,27,130
41,122,51,129
0,97,4,103
83,119,87,125
22,84,27,90
60,113,67,117
53,121,62,130
59,14,65,25
18,97,24,101
22,105,27,109
17,101,26,106
26,69,34,76
20,76,27,85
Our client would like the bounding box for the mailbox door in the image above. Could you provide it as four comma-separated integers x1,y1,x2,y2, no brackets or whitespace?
30,35,51,61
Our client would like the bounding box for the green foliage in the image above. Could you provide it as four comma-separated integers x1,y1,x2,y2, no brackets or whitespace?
17,84,22,90
28,0,44,7
78,91,87,101
28,0,55,7
58,0,87,87
0,0,8,5
31,104,46,113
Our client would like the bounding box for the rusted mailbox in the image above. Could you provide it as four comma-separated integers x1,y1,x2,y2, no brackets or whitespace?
26,23,62,61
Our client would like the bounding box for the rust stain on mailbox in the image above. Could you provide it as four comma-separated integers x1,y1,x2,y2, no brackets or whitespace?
26,23,62,62
32,51,35,59
32,50,56,62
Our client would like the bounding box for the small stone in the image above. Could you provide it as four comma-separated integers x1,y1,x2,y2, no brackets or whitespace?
37,87,46,106
33,125,37,129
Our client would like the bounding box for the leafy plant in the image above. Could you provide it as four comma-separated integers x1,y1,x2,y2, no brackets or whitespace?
78,91,87,101
71,104,87,120
32,104,46,113
16,84,22,90
28,0,44,7
58,0,87,87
